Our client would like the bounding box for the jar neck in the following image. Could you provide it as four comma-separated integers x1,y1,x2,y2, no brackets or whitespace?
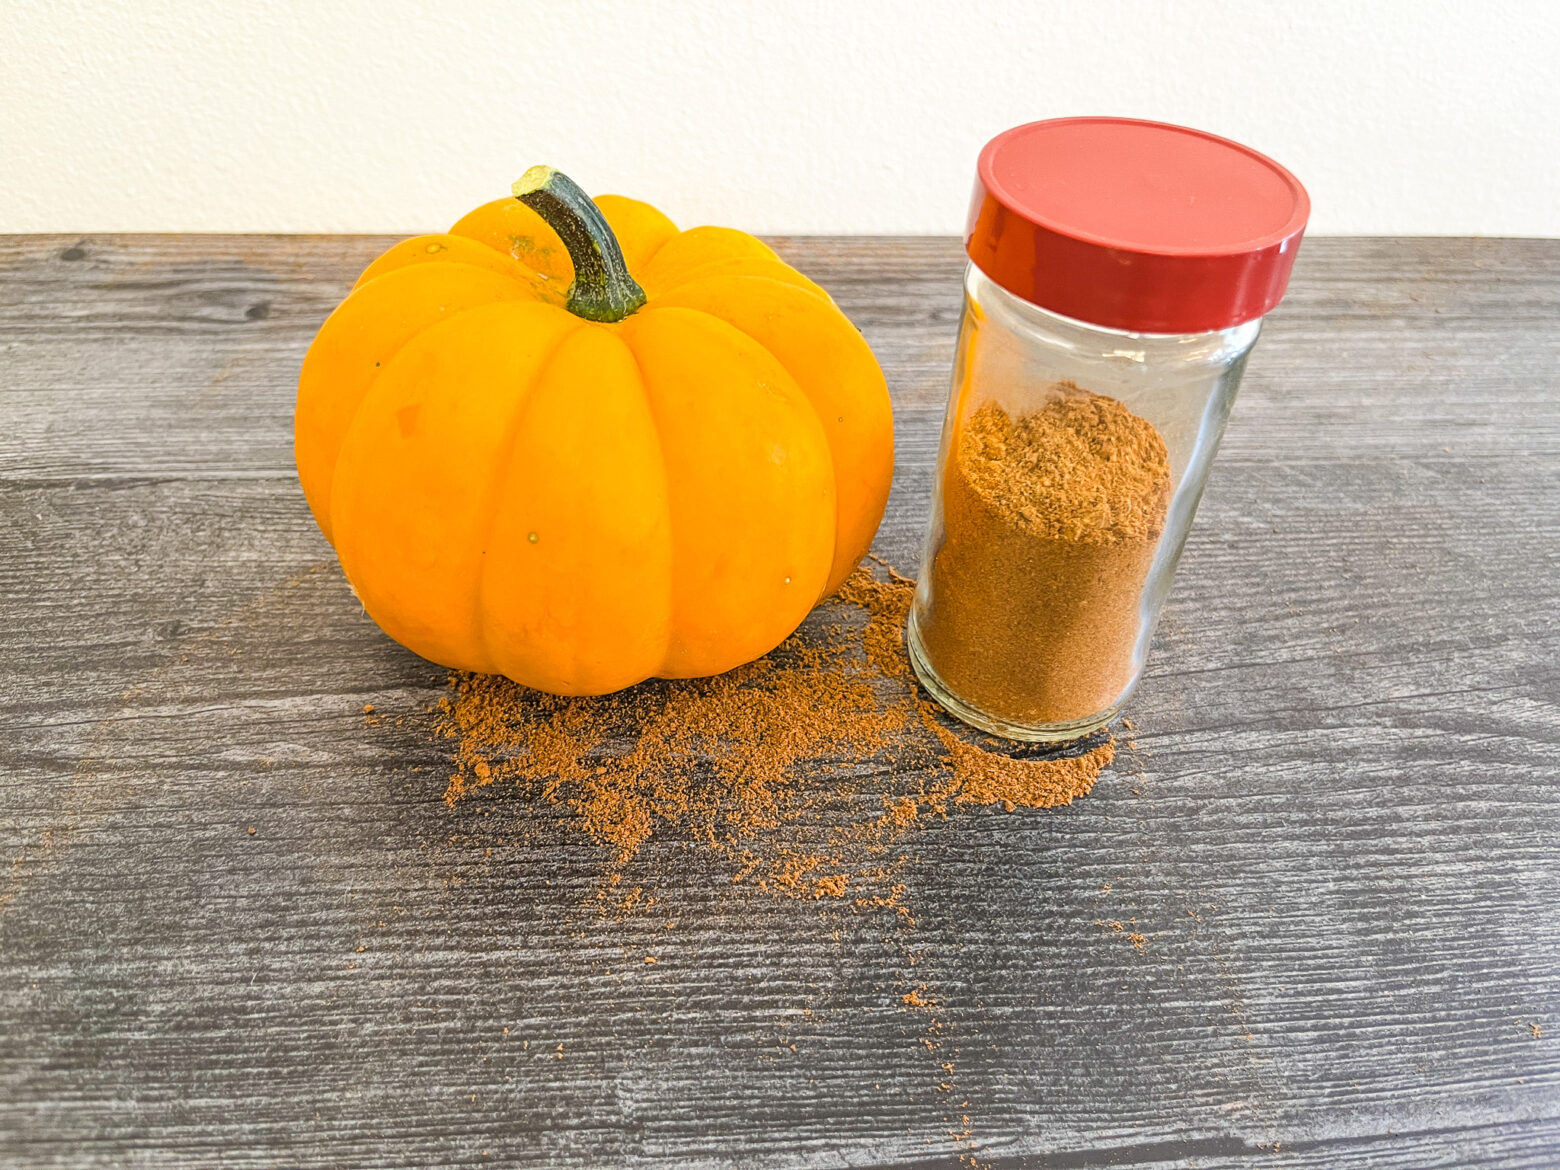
965,263,1263,368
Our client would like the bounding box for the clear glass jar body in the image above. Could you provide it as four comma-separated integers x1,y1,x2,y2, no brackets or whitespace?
908,263,1263,741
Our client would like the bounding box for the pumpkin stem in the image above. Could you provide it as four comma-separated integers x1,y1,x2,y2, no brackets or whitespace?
512,166,648,323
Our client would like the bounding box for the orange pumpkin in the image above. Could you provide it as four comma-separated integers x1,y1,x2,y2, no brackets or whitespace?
295,167,893,695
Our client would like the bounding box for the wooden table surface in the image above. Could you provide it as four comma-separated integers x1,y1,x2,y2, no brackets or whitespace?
2,234,1558,1169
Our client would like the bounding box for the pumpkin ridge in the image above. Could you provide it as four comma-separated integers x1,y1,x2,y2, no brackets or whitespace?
326,301,584,674
618,329,678,684
644,257,828,303
479,324,674,692
460,233,567,303
643,299,842,608
624,338,676,683
643,273,893,599
466,229,543,272
635,234,673,273
301,266,537,539
619,305,837,679
625,217,680,275
468,316,595,672
318,292,517,499
351,234,552,296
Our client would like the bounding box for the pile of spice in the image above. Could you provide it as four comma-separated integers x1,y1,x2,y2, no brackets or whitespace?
915,384,1171,726
435,563,1114,899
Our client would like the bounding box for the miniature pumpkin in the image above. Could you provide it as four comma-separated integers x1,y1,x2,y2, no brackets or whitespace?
295,167,893,695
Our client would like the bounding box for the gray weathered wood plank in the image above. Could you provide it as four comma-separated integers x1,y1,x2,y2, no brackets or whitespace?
1,233,1558,1168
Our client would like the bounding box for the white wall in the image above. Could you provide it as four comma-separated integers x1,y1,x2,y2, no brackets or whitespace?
4,0,1557,236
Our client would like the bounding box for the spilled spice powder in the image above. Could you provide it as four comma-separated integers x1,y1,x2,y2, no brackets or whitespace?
934,727,1113,813
914,384,1171,727
435,562,1116,897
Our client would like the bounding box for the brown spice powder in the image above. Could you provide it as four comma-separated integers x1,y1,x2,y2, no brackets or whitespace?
934,726,1114,813
436,564,1116,898
916,384,1171,726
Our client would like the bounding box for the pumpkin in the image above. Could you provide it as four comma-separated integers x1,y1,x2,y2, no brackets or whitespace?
295,167,893,695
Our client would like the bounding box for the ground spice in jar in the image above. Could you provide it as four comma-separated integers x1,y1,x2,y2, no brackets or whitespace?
916,383,1171,727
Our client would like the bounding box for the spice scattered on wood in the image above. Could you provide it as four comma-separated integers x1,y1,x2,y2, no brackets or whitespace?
933,727,1113,813
434,562,1116,899
916,384,1171,726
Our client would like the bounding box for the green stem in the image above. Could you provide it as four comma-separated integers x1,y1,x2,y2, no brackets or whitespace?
512,166,647,323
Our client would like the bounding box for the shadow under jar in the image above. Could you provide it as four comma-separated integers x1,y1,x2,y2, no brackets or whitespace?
908,118,1310,742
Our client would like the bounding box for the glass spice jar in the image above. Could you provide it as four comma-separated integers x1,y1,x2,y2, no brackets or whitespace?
908,118,1310,742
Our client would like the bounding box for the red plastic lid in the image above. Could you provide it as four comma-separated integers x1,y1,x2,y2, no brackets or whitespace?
966,117,1310,334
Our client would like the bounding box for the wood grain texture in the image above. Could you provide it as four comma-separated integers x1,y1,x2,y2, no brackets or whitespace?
1,233,1558,1169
